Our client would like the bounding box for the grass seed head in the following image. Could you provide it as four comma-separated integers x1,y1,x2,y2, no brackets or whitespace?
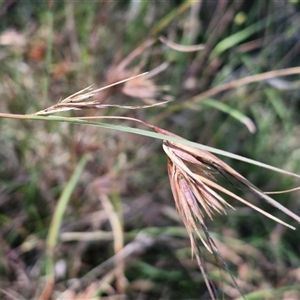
154,126,300,254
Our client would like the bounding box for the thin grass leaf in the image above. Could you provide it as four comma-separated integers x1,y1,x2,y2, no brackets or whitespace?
46,155,88,272
235,285,300,300
212,12,287,56
148,0,194,37
265,186,300,195
0,112,298,179
159,36,205,52
187,67,300,106
40,155,87,299
200,98,256,133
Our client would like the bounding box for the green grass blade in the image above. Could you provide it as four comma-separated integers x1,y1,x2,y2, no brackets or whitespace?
235,285,300,300
46,154,88,275
212,12,286,56
149,0,193,37
200,98,256,133
25,114,300,179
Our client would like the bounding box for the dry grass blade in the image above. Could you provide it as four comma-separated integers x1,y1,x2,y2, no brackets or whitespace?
99,194,126,294
159,36,205,52
0,288,24,300
265,186,300,195
117,39,155,71
188,66,300,104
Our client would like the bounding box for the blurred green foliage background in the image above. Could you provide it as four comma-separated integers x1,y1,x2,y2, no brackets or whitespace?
1,0,300,299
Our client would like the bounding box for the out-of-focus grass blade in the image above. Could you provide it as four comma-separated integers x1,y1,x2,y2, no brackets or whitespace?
265,88,289,123
46,155,88,274
266,78,300,90
212,13,286,56
200,98,256,133
159,36,204,52
149,0,193,37
235,285,300,300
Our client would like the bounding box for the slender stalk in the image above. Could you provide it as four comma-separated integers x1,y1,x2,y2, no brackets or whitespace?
45,155,88,277
0,112,299,179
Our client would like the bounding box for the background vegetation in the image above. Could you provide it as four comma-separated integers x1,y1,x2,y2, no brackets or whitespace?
1,0,300,299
